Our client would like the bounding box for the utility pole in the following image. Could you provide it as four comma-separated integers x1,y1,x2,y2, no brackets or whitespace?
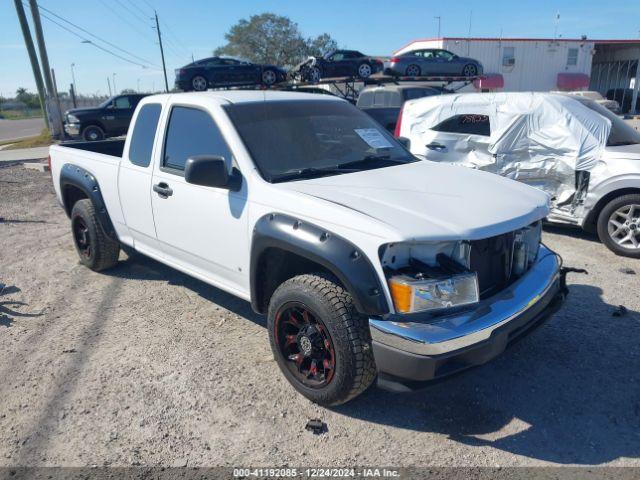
154,11,169,92
13,0,49,129
107,76,112,96
112,73,117,94
434,16,441,39
29,0,63,138
50,68,65,139
70,63,77,95
28,0,54,97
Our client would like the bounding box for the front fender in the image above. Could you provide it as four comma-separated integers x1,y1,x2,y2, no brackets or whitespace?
250,213,389,316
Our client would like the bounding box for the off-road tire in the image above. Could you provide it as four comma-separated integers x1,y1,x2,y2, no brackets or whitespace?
596,193,640,258
267,273,376,406
71,199,120,271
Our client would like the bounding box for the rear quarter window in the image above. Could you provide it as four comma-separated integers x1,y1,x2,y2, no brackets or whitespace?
127,103,162,167
432,114,491,136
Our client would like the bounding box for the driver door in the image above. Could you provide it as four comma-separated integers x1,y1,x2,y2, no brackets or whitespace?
150,104,249,295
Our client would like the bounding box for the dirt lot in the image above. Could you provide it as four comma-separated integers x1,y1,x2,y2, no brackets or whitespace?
1,165,639,468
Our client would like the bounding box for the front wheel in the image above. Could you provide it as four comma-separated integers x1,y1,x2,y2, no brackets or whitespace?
357,63,372,79
267,273,376,406
597,194,640,258
82,125,104,142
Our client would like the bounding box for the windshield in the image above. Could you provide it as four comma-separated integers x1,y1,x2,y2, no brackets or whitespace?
580,99,640,146
224,100,417,182
99,97,114,108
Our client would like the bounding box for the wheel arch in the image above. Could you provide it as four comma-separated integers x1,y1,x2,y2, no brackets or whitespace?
250,213,389,316
582,187,640,233
59,163,117,240
81,122,106,134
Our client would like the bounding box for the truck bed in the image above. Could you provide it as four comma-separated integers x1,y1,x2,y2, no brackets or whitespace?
60,139,125,158
49,139,126,239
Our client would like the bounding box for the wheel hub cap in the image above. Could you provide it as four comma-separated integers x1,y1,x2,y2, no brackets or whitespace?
608,204,640,249
274,303,336,388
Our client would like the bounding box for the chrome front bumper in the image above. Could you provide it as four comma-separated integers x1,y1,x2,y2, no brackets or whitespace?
369,246,563,380
64,123,80,136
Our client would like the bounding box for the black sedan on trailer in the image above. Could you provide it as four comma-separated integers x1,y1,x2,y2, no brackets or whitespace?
292,50,384,82
174,57,287,91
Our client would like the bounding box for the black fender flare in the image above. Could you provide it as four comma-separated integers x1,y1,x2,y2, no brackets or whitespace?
59,163,117,240
250,213,389,316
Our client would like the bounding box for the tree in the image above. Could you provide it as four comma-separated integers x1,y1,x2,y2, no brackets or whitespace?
15,87,39,108
306,33,338,58
214,13,338,67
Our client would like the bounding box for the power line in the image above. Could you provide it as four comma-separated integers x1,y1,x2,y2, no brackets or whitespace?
35,9,154,69
34,1,159,67
97,0,156,45
113,0,151,27
124,0,152,19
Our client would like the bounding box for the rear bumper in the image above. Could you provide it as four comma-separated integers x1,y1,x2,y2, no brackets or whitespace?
369,247,565,391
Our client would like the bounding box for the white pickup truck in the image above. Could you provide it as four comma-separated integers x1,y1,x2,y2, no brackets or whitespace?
49,91,567,406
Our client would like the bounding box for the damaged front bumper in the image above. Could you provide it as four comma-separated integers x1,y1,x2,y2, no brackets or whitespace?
369,246,566,391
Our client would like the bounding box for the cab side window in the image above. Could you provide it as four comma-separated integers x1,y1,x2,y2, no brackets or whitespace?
114,96,132,109
432,114,491,136
163,106,232,172
128,103,162,168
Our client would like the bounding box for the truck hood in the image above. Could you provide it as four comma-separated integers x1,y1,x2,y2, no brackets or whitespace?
278,161,549,241
65,107,101,117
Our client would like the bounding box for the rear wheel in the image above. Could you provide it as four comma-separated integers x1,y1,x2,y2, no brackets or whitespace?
462,64,478,77
71,199,120,271
597,194,640,258
267,273,376,406
191,75,208,91
357,63,372,79
261,68,278,86
82,125,104,142
305,66,321,82
405,64,421,76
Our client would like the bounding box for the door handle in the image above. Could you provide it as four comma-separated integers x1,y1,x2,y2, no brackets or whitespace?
426,142,447,151
153,182,173,198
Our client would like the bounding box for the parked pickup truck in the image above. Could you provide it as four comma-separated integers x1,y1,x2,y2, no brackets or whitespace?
64,94,148,141
50,91,567,406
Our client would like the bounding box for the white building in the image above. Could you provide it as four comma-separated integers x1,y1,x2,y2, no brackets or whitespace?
394,37,594,91
393,37,640,112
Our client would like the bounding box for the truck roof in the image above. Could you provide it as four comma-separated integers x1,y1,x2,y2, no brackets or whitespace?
149,90,344,104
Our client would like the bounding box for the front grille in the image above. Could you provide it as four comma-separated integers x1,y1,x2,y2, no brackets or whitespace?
469,222,542,299
470,232,515,298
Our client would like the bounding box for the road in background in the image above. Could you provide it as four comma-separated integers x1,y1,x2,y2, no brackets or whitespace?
0,117,45,143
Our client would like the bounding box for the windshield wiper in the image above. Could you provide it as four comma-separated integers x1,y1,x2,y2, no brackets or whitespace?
270,166,359,183
269,155,412,183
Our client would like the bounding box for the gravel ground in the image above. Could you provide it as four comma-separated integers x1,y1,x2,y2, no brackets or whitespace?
1,165,639,468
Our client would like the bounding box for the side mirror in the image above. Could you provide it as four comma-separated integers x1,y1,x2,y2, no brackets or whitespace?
397,136,411,149
184,155,241,191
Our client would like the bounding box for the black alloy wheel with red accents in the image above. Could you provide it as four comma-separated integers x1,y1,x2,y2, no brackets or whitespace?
274,302,336,388
267,273,377,406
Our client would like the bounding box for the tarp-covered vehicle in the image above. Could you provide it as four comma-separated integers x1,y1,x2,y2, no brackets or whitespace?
396,92,640,257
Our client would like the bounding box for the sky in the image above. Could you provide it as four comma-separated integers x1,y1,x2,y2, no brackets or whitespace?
2,0,640,97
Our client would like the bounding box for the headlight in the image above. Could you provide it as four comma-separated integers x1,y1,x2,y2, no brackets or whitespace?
67,114,79,123
388,272,479,314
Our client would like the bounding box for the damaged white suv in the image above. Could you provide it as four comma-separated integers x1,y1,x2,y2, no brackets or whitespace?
396,92,640,257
